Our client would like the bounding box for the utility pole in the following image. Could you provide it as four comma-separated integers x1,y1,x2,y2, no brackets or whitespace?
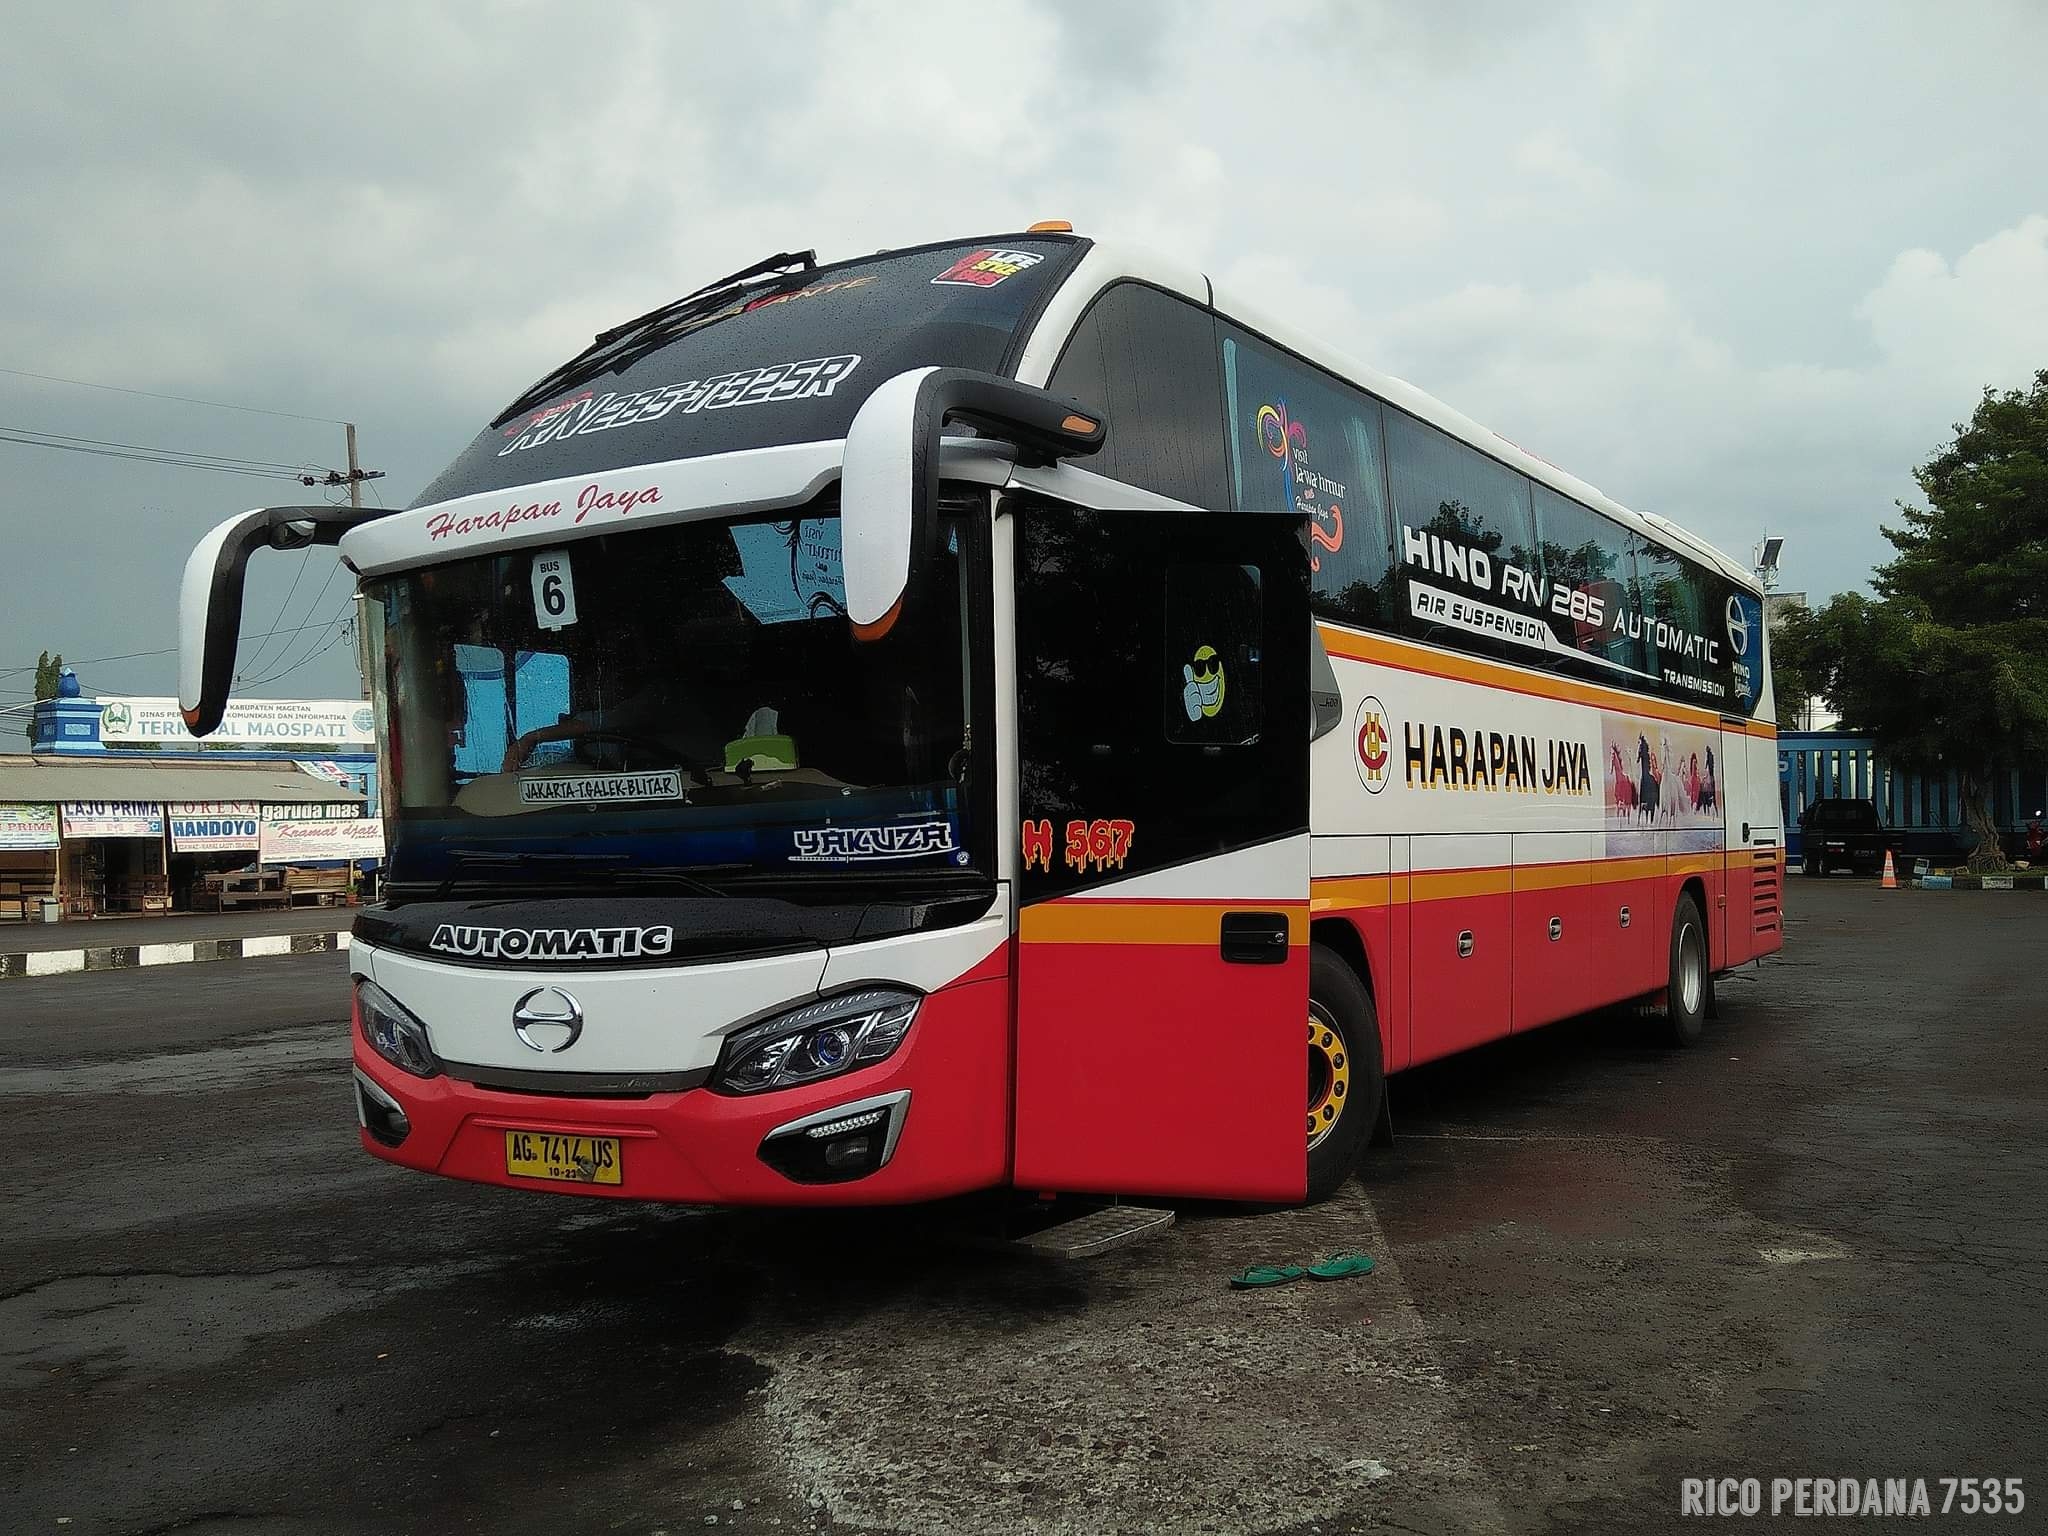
346,421,362,509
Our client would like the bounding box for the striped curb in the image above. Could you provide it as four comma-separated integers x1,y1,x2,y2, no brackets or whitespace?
0,929,350,980
1911,873,2046,891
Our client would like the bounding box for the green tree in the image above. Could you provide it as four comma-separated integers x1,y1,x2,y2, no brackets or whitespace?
1799,371,2048,869
26,649,63,743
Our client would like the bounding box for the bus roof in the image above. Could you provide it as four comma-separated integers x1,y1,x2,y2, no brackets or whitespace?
1016,239,1761,596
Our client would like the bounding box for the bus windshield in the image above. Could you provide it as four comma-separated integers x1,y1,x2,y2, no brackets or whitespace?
364,506,980,897
413,237,1080,506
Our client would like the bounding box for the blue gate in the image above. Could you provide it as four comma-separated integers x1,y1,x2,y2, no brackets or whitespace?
1779,731,2048,861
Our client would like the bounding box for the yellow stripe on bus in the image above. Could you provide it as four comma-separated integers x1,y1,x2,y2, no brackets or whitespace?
1019,901,1309,946
1317,624,1779,740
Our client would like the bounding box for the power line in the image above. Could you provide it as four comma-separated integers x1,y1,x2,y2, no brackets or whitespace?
0,614,360,679
0,427,313,482
0,425,310,472
0,364,348,426
237,616,355,690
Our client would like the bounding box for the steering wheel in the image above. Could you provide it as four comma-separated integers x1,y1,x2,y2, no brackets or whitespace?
569,729,697,775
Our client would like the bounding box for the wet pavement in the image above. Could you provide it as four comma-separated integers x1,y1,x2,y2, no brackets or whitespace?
2,879,2042,1534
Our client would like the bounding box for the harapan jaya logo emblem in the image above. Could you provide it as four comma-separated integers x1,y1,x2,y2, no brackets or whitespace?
1355,695,1392,793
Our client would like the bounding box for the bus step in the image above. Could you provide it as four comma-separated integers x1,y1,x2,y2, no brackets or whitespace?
1010,1202,1176,1259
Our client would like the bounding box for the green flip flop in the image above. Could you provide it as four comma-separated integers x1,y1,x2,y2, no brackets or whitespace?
1228,1264,1307,1289
1306,1252,1376,1281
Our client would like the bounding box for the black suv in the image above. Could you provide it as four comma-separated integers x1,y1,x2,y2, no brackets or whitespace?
1798,797,1903,877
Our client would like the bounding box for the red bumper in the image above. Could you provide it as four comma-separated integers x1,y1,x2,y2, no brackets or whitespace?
353,976,1010,1206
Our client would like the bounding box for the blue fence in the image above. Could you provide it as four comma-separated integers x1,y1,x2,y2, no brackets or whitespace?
1779,731,2048,860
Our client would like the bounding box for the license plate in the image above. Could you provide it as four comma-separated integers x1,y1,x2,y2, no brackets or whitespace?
503,1130,622,1185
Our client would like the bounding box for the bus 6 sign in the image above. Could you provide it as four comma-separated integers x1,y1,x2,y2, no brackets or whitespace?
1021,818,1135,875
530,548,578,630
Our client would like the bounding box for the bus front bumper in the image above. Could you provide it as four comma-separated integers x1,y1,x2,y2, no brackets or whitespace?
349,976,1010,1206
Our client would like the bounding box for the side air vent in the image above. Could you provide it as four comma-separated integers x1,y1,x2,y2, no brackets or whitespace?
1751,842,1781,936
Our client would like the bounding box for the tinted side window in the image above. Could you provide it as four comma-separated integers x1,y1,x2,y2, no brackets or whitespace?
1529,484,1649,678
1384,411,1537,661
1046,283,1229,509
1219,327,1396,630
1385,411,1535,562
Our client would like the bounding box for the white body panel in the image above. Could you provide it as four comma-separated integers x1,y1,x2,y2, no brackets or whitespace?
1310,636,1747,861
356,941,830,1075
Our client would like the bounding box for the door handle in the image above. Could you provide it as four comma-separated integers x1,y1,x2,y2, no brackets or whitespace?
1456,930,1474,958
1619,905,1631,929
1548,916,1563,942
1220,911,1290,965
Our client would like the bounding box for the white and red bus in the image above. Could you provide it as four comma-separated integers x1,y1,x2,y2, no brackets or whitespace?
179,226,1781,1208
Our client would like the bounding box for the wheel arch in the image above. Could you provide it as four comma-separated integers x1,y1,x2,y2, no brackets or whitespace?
1676,873,1713,967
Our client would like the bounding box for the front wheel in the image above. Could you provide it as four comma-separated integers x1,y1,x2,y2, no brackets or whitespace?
1666,893,1710,1046
1307,945,1384,1203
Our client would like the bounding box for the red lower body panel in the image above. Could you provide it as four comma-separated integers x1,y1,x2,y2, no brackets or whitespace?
355,977,1010,1206
1013,937,1307,1203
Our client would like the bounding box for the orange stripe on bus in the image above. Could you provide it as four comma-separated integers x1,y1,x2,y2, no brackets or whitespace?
1020,900,1309,946
1311,853,1728,911
1317,624,1778,740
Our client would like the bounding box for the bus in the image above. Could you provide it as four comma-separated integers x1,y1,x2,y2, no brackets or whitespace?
178,225,1782,1209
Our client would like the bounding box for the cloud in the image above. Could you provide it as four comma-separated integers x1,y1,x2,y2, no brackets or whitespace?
1,0,2045,696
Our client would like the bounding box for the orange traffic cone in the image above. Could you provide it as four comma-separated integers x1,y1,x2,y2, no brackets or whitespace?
1881,850,1899,889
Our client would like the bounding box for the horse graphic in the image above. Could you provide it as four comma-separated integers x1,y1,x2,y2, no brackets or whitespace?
1610,743,1638,817
1635,735,1661,823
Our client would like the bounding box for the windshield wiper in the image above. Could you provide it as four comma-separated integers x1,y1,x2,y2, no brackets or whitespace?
489,249,818,429
608,863,753,898
431,847,627,901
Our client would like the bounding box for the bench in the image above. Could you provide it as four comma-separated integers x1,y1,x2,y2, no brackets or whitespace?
0,874,57,923
195,869,289,912
285,866,353,908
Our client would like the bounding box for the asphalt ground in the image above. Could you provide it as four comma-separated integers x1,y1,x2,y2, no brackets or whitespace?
1,878,2042,1534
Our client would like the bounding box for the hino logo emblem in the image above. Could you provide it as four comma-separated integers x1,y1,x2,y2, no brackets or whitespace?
511,986,584,1053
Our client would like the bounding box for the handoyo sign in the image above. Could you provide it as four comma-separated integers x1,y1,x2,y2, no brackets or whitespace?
260,817,385,864
168,802,263,853
97,697,375,747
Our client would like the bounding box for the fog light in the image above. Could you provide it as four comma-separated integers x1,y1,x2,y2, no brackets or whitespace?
757,1091,908,1184
354,1070,411,1148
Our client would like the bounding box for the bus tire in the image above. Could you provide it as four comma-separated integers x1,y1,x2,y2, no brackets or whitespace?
1666,893,1709,1046
1307,945,1383,1203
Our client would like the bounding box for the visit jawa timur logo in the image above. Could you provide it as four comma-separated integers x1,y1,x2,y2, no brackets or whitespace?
1354,696,1391,794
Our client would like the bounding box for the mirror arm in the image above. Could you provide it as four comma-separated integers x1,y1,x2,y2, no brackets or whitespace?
179,503,389,736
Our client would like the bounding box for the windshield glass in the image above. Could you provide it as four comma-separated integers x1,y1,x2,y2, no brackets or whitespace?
364,505,981,895
414,236,1080,506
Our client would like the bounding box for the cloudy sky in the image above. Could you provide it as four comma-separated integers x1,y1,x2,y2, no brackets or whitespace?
2,0,2044,706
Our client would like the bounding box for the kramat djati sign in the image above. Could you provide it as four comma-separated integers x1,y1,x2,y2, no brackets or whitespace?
98,697,374,747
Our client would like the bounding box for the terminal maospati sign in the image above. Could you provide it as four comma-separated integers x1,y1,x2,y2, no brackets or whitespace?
97,696,375,747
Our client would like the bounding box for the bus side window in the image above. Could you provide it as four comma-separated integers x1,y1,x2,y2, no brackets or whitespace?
1165,562,1263,747
1045,282,1230,511
1218,324,1397,631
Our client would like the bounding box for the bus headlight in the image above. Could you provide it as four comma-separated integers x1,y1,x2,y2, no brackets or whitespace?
713,988,921,1095
354,978,439,1078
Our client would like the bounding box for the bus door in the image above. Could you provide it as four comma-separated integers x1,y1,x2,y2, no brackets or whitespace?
1008,501,1312,1202
1719,716,1754,965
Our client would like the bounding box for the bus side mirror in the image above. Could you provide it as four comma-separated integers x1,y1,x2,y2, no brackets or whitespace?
841,366,1105,640
178,504,381,736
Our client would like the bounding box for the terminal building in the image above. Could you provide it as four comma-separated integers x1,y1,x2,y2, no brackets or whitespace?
0,670,379,921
